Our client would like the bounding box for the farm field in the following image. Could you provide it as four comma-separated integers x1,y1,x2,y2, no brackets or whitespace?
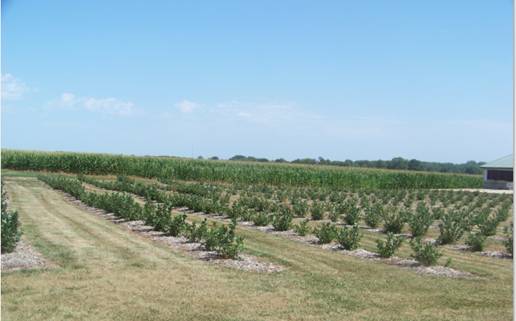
1,150,483,189
1,152,513,321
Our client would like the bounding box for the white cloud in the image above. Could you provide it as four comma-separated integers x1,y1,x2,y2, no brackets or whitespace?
175,99,199,113
83,97,135,116
1,74,29,101
216,101,321,126
59,92,77,106
51,92,136,116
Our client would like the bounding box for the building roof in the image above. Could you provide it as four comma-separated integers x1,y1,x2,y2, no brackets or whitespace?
481,154,513,169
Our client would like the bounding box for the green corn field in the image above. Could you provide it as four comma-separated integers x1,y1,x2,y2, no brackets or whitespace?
1,149,483,189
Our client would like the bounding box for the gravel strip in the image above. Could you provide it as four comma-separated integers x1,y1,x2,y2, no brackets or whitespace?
480,251,512,259
1,240,50,272
488,235,508,242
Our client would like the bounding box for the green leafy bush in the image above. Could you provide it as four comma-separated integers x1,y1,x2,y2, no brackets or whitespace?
364,202,382,228
410,238,442,266
478,216,500,237
432,207,445,220
252,211,270,226
146,203,173,232
187,219,208,242
81,191,143,221
336,224,361,250
465,232,486,252
310,203,324,220
438,210,467,244
293,219,310,236
1,183,21,253
342,199,361,225
495,205,511,222
168,213,187,236
292,199,308,217
203,219,244,259
469,209,501,237
328,206,341,222
203,224,220,251
376,233,404,258
382,208,406,234
315,222,337,244
504,223,513,256
272,207,293,231
217,220,244,259
39,174,85,198
407,203,433,237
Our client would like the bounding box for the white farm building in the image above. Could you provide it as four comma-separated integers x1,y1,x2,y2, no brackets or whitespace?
481,154,513,190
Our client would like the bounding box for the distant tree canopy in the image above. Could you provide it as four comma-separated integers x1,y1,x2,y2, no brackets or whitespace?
229,155,269,163
223,155,485,175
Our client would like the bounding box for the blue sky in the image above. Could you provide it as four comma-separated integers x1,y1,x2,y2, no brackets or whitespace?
1,0,513,163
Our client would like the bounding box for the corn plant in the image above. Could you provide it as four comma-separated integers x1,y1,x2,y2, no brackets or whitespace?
4,150,484,189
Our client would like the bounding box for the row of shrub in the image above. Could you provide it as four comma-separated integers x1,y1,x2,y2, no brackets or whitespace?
38,175,244,259
65,174,445,264
304,222,442,265
76,174,513,256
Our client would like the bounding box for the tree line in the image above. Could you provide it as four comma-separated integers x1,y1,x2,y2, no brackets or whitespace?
219,155,485,175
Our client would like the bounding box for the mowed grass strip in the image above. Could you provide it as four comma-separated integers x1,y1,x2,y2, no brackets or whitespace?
1,176,513,321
